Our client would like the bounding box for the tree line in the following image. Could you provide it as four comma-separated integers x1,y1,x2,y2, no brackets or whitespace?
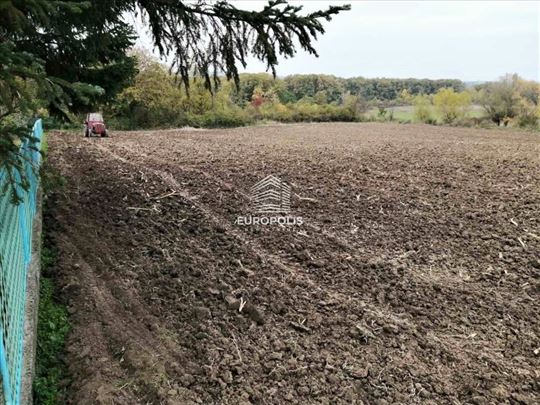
99,52,538,130
97,50,467,128
227,73,464,106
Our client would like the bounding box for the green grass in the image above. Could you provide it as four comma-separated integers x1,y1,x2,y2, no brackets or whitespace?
366,104,485,123
33,274,70,405
40,132,48,155
34,217,70,405
33,138,70,405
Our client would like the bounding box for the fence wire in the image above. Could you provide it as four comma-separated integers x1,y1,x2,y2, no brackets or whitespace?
0,119,42,405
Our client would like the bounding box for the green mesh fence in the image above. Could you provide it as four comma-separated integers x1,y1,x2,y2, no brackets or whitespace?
0,119,42,405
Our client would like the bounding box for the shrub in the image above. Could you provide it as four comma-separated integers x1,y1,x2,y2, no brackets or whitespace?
433,88,471,124
413,94,433,123
516,98,539,129
189,108,253,128
259,102,294,122
479,74,519,126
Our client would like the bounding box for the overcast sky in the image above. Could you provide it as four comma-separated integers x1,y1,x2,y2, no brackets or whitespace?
133,1,540,82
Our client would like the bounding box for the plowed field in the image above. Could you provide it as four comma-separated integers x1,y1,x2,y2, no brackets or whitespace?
47,123,539,404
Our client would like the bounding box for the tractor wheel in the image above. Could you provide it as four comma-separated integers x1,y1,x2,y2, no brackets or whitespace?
101,130,109,138
85,129,89,138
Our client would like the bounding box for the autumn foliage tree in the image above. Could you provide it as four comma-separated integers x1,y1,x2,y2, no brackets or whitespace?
433,88,471,124
479,74,539,127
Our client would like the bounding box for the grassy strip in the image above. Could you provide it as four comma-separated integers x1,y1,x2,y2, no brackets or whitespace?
33,276,69,404
33,133,70,404
365,105,486,123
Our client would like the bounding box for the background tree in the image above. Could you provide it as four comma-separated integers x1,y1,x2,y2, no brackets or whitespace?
344,77,465,102
479,74,520,126
475,74,540,128
284,75,345,103
433,88,471,124
231,73,276,106
114,52,184,128
515,96,539,128
398,89,413,105
341,93,368,116
413,94,433,123
515,78,540,128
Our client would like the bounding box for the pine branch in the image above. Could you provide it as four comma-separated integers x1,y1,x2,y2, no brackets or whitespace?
137,0,350,90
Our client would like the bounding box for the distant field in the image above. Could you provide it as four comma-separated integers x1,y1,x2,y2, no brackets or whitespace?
367,104,485,122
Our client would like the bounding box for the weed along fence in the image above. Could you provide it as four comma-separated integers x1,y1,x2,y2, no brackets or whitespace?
0,119,43,405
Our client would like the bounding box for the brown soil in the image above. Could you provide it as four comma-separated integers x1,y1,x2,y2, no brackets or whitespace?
46,123,539,404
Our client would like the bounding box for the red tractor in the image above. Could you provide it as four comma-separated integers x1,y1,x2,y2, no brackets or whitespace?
84,113,109,137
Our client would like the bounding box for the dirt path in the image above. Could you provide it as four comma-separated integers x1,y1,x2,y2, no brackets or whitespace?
47,123,539,404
